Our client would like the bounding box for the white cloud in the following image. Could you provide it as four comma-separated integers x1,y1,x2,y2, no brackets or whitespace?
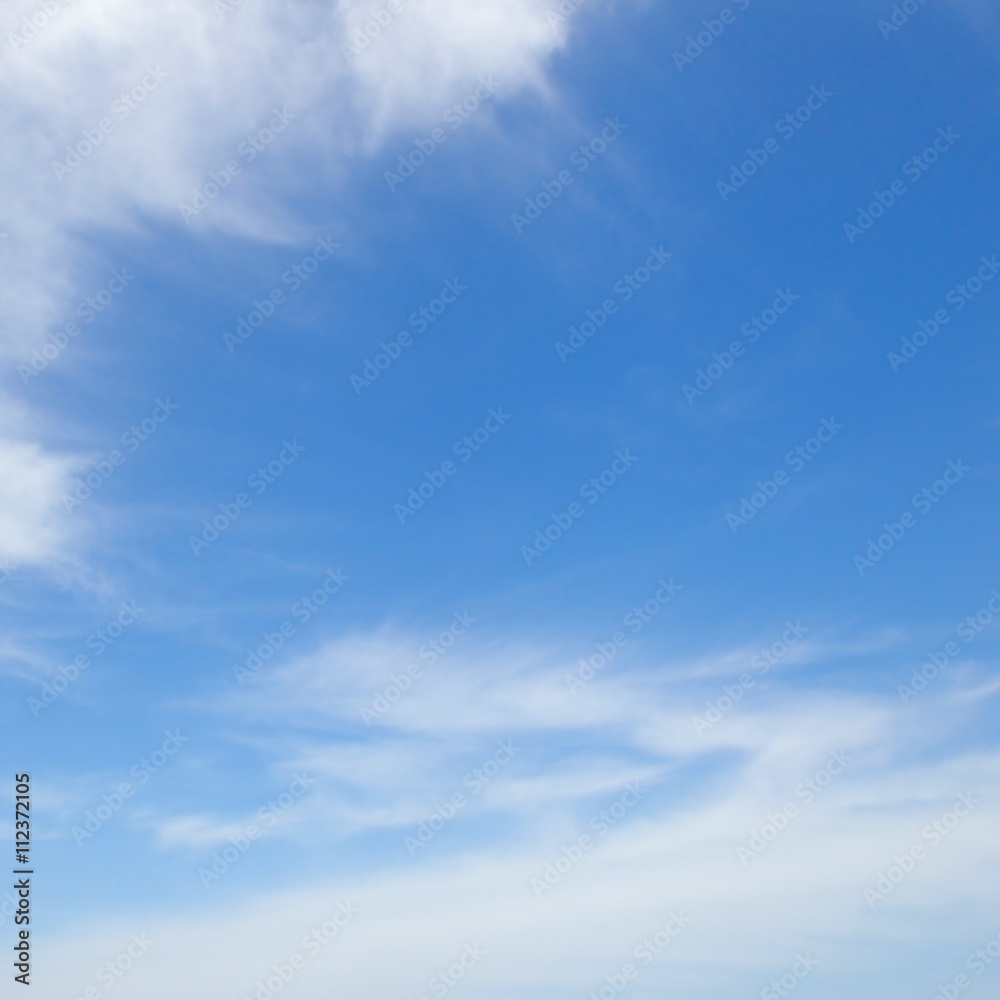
0,397,83,569
35,704,1000,1000
0,0,582,355
30,623,1000,997
168,626,978,848
0,0,595,570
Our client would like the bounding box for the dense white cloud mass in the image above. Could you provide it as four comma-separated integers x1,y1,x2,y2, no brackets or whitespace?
0,0,574,352
0,0,584,569
0,398,82,569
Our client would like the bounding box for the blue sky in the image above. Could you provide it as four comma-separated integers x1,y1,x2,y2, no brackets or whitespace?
2,0,1000,997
